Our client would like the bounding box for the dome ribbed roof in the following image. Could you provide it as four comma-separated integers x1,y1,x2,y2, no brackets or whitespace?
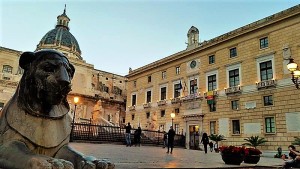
40,27,81,54
36,6,82,60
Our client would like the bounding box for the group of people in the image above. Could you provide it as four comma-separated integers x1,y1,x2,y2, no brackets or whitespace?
125,123,300,168
125,122,142,147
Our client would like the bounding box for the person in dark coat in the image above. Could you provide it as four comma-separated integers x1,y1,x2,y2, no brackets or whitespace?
201,132,209,154
167,126,176,154
134,127,142,146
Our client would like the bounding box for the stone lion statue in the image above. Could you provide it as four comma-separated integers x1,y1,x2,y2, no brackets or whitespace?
0,50,114,169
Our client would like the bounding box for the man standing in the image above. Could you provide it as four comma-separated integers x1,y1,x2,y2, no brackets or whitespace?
125,122,132,147
167,126,175,154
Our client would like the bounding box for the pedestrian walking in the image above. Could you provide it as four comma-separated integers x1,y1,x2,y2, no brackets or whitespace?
201,132,209,154
125,122,132,147
209,141,213,152
166,126,175,154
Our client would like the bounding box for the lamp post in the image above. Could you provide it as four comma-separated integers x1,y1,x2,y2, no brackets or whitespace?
70,96,79,142
287,58,300,89
171,112,175,127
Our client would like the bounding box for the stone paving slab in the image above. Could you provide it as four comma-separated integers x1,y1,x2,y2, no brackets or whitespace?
70,143,284,169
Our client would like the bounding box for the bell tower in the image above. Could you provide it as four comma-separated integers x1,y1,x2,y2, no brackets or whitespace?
186,26,199,50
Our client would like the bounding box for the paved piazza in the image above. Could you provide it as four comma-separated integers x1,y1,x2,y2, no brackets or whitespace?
70,143,284,169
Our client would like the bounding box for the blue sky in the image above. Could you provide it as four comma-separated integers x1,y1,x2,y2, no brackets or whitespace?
1,0,299,76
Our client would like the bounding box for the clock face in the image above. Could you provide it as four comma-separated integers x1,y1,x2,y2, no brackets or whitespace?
190,60,197,68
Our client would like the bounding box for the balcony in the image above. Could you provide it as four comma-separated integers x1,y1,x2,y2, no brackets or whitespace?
171,97,181,104
256,79,276,89
203,91,218,98
128,105,135,111
225,86,242,95
182,93,203,102
143,102,151,109
157,100,166,106
0,73,21,88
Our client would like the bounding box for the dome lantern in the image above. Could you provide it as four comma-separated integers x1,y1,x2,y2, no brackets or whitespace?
56,4,70,30
36,5,82,60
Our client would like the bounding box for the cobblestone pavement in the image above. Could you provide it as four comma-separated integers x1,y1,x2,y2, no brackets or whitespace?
70,143,284,169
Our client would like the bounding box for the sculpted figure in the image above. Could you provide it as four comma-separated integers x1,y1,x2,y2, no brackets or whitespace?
0,50,114,169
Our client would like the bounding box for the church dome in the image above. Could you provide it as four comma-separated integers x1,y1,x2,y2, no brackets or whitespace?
36,6,82,60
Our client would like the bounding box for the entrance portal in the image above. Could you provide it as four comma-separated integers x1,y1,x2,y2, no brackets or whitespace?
189,125,200,150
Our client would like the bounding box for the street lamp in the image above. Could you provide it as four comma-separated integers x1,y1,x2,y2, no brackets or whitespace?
70,96,79,142
171,112,175,127
287,58,300,89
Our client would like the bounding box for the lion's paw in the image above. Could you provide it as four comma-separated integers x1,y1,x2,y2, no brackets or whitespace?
80,158,114,169
26,156,74,169
94,159,115,169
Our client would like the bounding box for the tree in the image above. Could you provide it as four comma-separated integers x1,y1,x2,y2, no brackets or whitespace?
208,134,226,149
292,137,300,146
243,136,268,149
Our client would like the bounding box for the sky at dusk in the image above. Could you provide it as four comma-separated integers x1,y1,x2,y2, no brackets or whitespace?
1,0,299,75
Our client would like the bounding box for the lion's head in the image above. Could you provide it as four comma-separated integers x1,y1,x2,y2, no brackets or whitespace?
17,49,75,118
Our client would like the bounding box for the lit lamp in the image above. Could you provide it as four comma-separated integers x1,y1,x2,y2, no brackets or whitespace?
287,58,300,89
70,96,79,142
171,112,175,127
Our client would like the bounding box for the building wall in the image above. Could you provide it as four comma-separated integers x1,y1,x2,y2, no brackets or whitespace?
125,5,300,150
0,47,22,109
0,46,127,126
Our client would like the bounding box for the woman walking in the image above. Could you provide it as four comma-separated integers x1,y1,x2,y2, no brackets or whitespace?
201,132,209,154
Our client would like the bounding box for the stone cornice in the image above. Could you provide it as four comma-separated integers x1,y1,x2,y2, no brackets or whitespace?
0,46,22,55
126,5,300,78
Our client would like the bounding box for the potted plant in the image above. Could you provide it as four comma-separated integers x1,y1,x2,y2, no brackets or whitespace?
219,146,246,165
244,147,262,164
242,136,268,164
209,134,226,152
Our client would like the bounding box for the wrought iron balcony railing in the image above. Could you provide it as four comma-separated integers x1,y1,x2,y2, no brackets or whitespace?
225,86,242,95
143,102,151,109
256,79,276,89
171,97,181,104
157,100,167,106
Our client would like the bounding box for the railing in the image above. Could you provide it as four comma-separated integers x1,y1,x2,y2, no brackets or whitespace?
256,79,276,89
182,93,202,102
143,102,151,109
171,97,181,104
0,72,22,82
157,100,167,106
128,105,136,111
225,86,242,95
72,123,185,147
